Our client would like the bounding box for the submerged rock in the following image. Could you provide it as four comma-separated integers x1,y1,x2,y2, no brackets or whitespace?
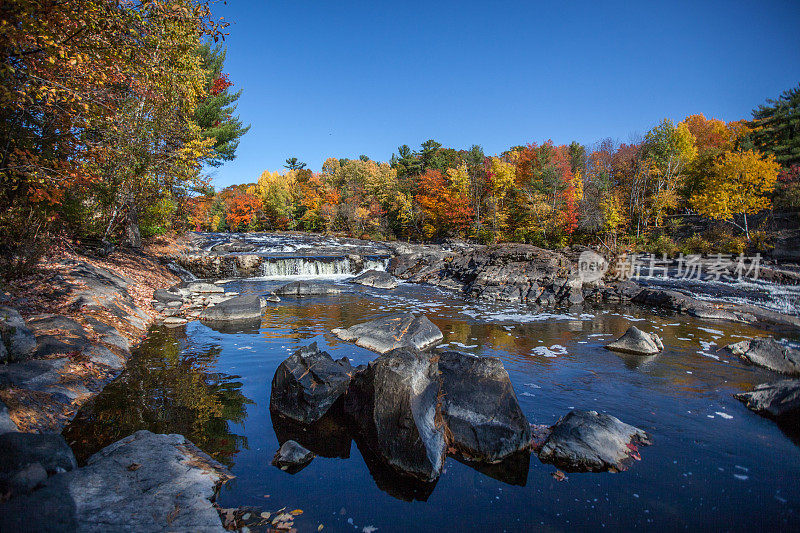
734,380,800,419
274,281,341,296
332,313,443,354
537,410,651,472
270,342,356,423
605,326,664,356
200,295,262,322
271,440,315,473
346,348,446,482
350,270,399,289
0,430,231,532
438,351,530,462
724,337,800,376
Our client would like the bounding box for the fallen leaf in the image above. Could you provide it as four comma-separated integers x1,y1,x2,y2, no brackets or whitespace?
290,509,303,516
127,463,141,471
551,470,567,482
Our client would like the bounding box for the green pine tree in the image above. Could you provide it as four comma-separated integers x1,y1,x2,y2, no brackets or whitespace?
194,43,250,167
745,84,800,168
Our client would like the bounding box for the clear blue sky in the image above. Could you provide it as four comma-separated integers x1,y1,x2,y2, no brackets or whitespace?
209,0,800,189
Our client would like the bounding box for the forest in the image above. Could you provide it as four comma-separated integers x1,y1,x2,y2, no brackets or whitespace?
193,96,799,253
1,1,799,281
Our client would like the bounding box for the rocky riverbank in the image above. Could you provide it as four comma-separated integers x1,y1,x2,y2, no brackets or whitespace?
0,243,240,531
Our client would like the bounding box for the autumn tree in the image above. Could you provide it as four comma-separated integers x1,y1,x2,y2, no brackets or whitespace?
415,169,473,238
691,150,780,238
641,119,697,227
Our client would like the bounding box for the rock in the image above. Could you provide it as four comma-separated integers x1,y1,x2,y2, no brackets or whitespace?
0,306,36,361
537,410,652,472
332,313,443,354
345,348,446,482
724,337,800,376
605,326,664,355
350,270,399,289
82,344,125,370
734,380,800,419
271,440,315,473
0,432,77,481
200,295,263,322
263,292,281,303
0,401,19,434
270,342,356,424
186,282,225,294
165,300,183,308
5,462,47,495
152,288,183,304
26,315,92,358
163,317,188,327
438,351,530,462
274,281,341,297
0,430,231,532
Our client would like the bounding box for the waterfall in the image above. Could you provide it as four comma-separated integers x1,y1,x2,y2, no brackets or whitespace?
256,256,390,279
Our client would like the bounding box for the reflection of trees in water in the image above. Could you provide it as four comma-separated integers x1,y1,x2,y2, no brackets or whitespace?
63,327,253,466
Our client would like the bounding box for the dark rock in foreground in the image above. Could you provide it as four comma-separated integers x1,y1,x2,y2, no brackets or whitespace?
272,440,315,473
274,281,341,297
438,351,530,462
350,270,399,289
332,313,443,354
605,326,664,356
270,342,356,424
0,430,231,532
346,348,446,482
199,295,261,322
734,380,800,419
725,337,800,376
0,432,77,497
537,410,651,472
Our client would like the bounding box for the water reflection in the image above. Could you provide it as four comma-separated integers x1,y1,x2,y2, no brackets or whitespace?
63,327,253,466
62,280,800,531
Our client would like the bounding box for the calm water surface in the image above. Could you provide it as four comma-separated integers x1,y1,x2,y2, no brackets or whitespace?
64,279,800,532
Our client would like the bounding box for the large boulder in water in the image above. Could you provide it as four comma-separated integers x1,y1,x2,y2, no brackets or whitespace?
604,326,664,356
274,281,341,297
332,313,443,354
345,348,446,482
350,270,399,289
270,342,356,424
438,351,530,463
200,295,262,322
537,410,652,472
734,380,800,419
724,337,800,376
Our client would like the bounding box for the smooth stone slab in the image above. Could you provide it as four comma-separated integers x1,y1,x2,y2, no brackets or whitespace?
332,313,443,354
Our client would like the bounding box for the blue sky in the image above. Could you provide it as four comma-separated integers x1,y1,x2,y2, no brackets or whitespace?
209,0,800,189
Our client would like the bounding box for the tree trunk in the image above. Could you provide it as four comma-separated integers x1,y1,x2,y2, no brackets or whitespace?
125,202,142,248
744,213,750,241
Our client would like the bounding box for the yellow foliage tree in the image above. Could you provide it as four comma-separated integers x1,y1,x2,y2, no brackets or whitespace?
691,150,779,238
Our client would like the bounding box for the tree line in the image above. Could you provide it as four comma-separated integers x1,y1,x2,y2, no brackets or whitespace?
193,85,799,252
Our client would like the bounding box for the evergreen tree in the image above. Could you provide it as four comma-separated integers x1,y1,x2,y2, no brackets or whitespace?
194,43,250,167
745,84,800,168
